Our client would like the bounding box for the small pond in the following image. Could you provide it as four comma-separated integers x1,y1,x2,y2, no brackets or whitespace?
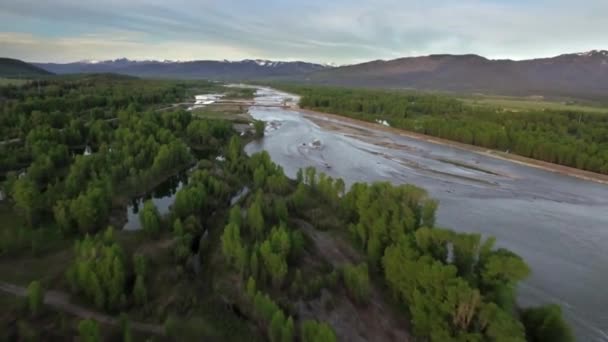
122,171,189,231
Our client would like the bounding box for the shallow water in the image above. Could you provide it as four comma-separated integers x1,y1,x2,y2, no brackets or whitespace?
245,87,608,341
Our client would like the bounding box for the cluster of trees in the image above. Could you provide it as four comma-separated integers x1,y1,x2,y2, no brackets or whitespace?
222,197,301,289
333,179,571,341
171,217,196,265
245,276,336,342
66,227,128,311
285,85,608,174
1,76,237,242
341,262,370,304
286,163,572,341
300,320,337,342
251,151,290,194
186,119,233,149
221,151,339,340
522,305,574,342
78,319,101,342
65,227,150,312
246,277,295,342
139,200,161,237
291,167,346,231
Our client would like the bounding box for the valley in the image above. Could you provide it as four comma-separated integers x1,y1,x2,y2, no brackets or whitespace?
245,87,608,341
0,77,579,341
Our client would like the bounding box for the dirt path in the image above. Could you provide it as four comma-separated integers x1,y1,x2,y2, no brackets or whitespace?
0,281,164,335
296,107,608,185
295,219,411,342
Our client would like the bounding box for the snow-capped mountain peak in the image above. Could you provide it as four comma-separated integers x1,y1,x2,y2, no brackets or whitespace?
577,50,608,57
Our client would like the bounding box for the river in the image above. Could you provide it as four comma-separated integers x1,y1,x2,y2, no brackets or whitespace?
244,87,608,341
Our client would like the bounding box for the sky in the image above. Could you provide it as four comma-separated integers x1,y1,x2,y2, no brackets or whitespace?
0,0,607,64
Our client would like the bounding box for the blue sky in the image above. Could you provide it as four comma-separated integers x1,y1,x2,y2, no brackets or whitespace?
1,0,606,63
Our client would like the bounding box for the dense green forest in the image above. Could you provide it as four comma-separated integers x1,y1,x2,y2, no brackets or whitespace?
279,85,608,175
0,77,571,341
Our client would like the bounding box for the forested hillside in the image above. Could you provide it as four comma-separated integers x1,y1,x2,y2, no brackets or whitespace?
0,77,571,341
298,51,608,99
281,85,608,175
0,58,53,78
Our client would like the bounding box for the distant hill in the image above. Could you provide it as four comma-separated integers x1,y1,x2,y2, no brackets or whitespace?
300,50,608,99
0,58,53,77
35,58,329,80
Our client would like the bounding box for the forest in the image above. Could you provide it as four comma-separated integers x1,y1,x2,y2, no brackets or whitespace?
0,76,571,341
278,85,608,175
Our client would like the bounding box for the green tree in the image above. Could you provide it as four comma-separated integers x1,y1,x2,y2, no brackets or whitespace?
119,314,133,342
27,280,44,316
229,206,242,227
78,319,101,342
11,178,40,227
247,200,265,238
133,253,147,277
254,120,265,138
133,275,147,306
260,240,288,288
342,263,370,304
140,200,161,236
246,276,257,299
521,305,573,342
173,185,206,218
301,320,336,342
221,222,244,268
282,316,294,342
269,310,285,342
421,199,438,227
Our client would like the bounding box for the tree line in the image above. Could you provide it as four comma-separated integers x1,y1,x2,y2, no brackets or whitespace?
286,164,573,342
281,85,608,174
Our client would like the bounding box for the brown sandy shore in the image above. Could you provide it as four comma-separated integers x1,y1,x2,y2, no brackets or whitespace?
294,107,608,185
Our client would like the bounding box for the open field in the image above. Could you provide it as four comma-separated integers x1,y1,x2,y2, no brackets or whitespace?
192,103,252,122
461,95,608,113
0,78,28,86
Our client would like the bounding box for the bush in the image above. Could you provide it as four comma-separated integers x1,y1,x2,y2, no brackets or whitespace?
342,263,370,304
521,305,574,342
27,280,44,316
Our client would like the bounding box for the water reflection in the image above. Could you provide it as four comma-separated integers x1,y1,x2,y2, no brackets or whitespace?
122,171,188,231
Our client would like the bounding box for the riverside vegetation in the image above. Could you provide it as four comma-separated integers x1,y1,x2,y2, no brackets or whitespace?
279,85,608,175
0,76,571,341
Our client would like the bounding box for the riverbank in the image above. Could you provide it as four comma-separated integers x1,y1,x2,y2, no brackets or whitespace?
296,107,608,185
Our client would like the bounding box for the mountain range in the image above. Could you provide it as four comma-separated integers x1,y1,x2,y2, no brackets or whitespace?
34,58,329,81
8,50,608,99
301,50,608,99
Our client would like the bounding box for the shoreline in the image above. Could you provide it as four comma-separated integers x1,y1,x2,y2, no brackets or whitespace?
294,107,608,185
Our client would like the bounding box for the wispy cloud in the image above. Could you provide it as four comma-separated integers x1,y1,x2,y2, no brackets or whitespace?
0,0,606,63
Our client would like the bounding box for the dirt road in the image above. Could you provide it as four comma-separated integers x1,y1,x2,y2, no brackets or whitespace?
0,281,164,335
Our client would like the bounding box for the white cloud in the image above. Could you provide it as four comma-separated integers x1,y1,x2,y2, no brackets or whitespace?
0,31,259,62
0,0,606,63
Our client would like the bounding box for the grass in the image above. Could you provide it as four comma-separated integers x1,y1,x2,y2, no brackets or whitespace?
461,95,608,113
192,105,252,122
0,242,72,287
0,203,72,287
0,78,28,86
